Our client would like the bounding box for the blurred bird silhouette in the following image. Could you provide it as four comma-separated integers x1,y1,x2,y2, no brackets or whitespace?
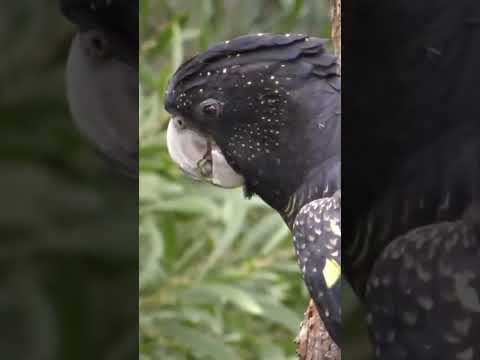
61,0,138,177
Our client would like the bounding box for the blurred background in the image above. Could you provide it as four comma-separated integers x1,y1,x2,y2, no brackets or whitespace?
139,0,371,359
0,1,138,360
0,1,372,359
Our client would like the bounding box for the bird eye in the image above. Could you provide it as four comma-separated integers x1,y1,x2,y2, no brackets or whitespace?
173,117,186,129
200,99,222,118
203,104,217,115
82,30,111,59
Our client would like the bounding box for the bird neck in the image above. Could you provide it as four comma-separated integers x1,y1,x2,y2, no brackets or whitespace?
283,157,340,228
244,104,341,227
247,153,340,230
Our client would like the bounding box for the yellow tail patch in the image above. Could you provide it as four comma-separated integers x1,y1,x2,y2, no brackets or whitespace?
323,258,341,288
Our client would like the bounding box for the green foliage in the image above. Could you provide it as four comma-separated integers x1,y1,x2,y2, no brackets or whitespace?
139,1,332,359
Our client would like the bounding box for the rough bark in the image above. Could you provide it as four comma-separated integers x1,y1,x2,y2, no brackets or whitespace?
295,1,341,359
329,0,341,64
295,300,341,360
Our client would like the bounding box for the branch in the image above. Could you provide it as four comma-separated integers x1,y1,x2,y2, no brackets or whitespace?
295,300,341,360
329,0,341,65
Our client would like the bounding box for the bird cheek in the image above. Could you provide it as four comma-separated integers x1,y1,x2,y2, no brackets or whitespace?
210,144,245,188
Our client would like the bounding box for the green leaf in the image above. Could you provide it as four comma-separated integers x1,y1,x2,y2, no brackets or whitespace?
167,323,241,360
261,225,291,255
150,195,220,216
257,298,302,333
185,284,264,315
258,342,288,360
239,212,284,254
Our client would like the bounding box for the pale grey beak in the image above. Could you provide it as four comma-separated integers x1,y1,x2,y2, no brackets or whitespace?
66,30,138,177
166,117,245,188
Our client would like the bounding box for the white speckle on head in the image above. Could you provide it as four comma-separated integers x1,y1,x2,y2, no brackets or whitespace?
247,81,252,85
225,40,230,44
285,33,291,37
222,68,227,74
199,89,203,93
207,71,211,76
270,75,275,80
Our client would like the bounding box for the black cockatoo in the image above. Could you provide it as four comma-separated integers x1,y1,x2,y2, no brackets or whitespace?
61,0,138,177
343,1,480,359
164,33,341,345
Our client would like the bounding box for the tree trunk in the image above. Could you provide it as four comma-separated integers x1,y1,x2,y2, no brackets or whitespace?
295,1,341,359
329,0,341,63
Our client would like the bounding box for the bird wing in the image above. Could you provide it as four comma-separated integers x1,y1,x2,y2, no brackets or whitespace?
293,191,341,344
